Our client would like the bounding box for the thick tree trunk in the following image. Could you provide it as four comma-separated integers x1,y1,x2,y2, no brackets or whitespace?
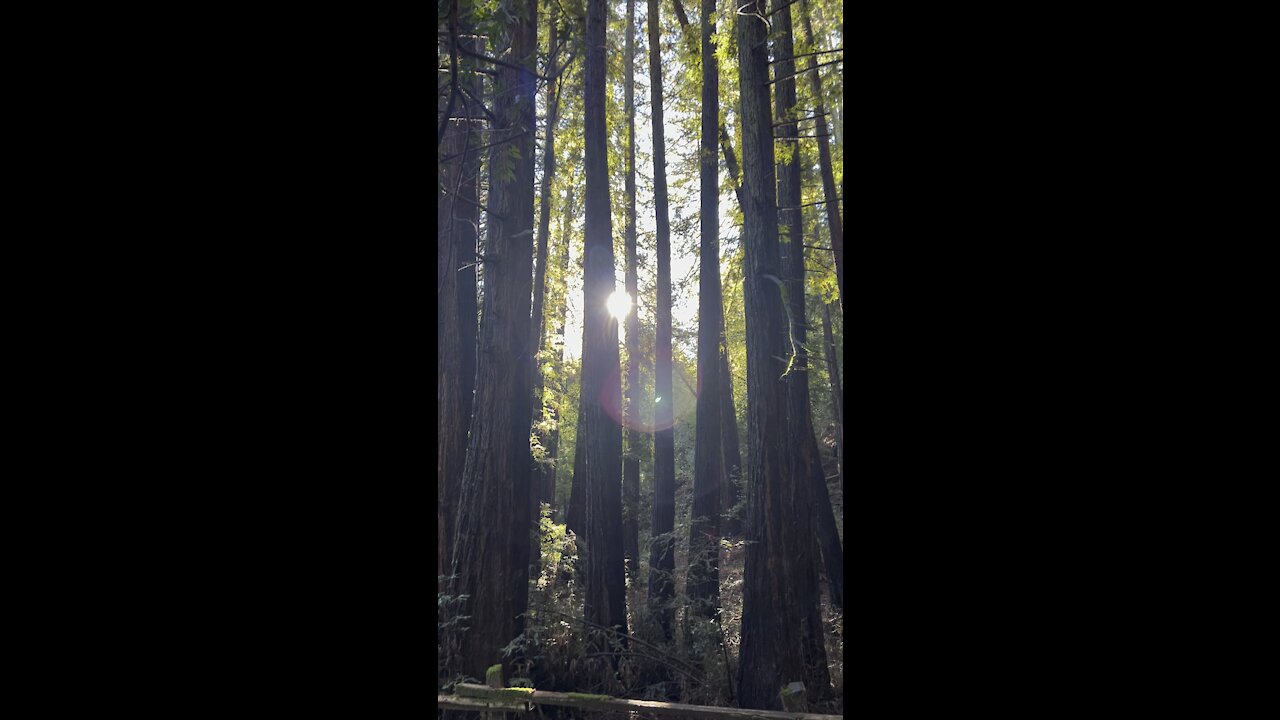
686,0,722,623
646,0,677,642
577,0,628,648
775,0,843,619
622,0,642,589
799,0,843,309
446,0,538,683
734,0,829,708
822,302,843,496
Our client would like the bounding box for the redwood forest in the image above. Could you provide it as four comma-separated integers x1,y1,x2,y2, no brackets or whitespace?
438,0,843,712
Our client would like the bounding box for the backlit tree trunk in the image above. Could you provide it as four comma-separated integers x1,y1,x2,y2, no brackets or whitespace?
776,0,843,618
622,0,642,588
734,0,829,707
686,0,722,622
438,6,481,581
447,0,538,682
646,0,677,642
576,0,628,647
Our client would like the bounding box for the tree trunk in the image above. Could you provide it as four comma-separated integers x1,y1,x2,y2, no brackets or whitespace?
546,184,574,516
439,5,481,581
577,0,628,648
622,0,642,590
799,0,843,309
686,0,722,623
446,0,538,683
734,0,829,708
529,11,563,578
646,0,677,642
775,0,843,619
821,302,842,496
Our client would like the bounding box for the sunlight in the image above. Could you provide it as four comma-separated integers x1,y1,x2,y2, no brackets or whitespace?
607,290,631,320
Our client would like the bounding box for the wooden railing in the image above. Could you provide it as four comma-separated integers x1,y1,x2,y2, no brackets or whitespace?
438,666,842,720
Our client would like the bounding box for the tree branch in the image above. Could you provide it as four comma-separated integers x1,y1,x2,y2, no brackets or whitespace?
767,57,842,85
458,42,553,81
769,47,842,64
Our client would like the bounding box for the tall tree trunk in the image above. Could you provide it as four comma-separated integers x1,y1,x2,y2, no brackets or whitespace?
821,302,843,496
775,0,843,619
621,0,642,590
439,7,481,581
686,0,722,623
530,13,563,578
646,0,677,642
734,0,829,708
546,184,574,516
446,0,538,682
577,0,628,648
799,0,843,309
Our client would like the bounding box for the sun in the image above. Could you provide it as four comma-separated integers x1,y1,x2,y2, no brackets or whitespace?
607,290,632,320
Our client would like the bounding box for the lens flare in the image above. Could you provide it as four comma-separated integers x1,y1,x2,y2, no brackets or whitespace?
607,290,631,320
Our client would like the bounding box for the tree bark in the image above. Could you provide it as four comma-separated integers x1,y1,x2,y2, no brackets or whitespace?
577,0,628,648
446,0,538,683
687,0,723,624
734,0,829,708
646,0,677,642
799,0,842,309
622,0,642,590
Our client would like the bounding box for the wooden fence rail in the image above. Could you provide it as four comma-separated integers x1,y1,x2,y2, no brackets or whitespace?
439,683,842,720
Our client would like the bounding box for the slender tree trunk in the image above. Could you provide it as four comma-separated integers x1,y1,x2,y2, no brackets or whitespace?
734,0,829,708
646,0,677,642
799,0,843,309
446,0,538,682
621,0,642,590
547,184,574,516
686,0,722,624
821,302,843,495
529,13,563,578
439,7,481,581
577,0,628,648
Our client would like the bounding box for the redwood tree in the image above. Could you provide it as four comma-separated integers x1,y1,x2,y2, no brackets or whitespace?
734,0,829,707
776,0,843,615
686,0,722,621
575,0,627,645
622,0,642,588
447,0,538,681
646,0,677,641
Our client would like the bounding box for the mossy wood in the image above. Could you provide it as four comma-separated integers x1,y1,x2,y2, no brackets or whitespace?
448,684,841,720
437,694,527,713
